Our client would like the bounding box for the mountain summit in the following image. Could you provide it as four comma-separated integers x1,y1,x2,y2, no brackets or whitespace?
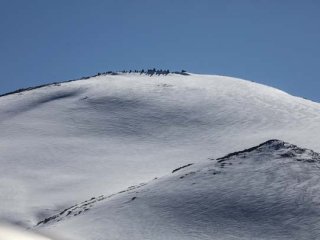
0,73,319,232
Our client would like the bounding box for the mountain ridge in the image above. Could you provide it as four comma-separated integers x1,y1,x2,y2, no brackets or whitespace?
2,72,317,104
0,73,319,229
39,139,320,240
0,70,189,98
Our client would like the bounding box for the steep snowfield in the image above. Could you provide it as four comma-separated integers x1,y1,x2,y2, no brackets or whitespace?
39,140,320,240
0,73,319,227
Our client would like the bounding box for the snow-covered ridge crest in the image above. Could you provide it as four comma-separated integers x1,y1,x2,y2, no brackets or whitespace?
216,139,320,163
39,140,320,240
0,69,189,98
36,139,320,227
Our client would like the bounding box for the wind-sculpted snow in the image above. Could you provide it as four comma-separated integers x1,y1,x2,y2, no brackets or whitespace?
39,140,320,240
0,73,319,228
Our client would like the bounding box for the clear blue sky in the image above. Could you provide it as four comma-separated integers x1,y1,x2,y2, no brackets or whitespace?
1,0,319,101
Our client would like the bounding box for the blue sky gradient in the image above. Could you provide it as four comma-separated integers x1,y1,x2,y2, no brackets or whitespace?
1,0,319,101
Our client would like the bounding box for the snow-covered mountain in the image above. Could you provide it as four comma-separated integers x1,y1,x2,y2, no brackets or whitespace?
39,140,320,240
0,73,319,237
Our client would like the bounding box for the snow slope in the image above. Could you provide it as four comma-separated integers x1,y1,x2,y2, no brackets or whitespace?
39,140,320,240
0,73,319,227
0,225,51,240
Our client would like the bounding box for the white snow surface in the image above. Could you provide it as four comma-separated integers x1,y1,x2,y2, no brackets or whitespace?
0,73,319,232
0,224,51,240
39,140,320,240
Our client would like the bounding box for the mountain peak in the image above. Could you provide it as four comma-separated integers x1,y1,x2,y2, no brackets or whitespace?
0,73,319,232
217,139,320,163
